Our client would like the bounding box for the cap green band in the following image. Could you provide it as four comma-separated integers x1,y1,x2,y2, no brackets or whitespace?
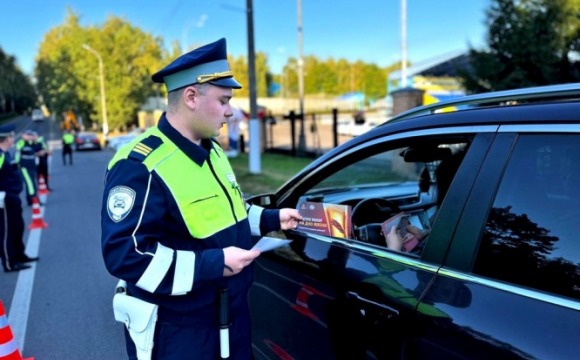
164,59,232,92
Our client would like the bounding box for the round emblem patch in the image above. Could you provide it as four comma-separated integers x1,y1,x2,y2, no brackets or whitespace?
107,186,136,222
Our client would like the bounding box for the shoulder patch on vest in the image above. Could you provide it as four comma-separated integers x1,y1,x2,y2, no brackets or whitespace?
128,135,163,162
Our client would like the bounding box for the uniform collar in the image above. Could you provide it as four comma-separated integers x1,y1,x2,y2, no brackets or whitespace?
157,113,216,167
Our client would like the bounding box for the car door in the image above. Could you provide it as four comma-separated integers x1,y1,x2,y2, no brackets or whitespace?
413,127,580,359
249,126,495,360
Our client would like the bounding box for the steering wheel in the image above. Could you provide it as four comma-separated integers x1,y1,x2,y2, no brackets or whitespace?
351,198,401,244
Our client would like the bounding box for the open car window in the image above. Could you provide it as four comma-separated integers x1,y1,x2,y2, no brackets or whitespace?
293,135,473,255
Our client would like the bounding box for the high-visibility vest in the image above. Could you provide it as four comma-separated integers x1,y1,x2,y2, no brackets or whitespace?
63,133,75,145
108,128,247,239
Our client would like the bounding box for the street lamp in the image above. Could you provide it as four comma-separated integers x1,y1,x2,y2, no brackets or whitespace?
82,43,109,140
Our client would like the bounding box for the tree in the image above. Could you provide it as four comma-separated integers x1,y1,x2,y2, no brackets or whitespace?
0,47,36,114
461,0,580,93
35,8,165,131
229,51,271,98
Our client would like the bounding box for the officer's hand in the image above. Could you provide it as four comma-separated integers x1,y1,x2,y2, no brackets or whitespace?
279,208,303,230
223,246,261,277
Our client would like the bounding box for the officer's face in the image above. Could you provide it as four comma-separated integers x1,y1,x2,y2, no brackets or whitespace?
192,84,233,139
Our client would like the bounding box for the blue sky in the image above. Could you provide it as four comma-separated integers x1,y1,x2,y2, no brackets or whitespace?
1,0,490,76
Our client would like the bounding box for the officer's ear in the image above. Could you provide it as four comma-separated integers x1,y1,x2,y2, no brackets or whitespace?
182,86,199,110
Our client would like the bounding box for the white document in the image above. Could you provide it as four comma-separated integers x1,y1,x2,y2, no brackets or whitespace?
251,236,292,252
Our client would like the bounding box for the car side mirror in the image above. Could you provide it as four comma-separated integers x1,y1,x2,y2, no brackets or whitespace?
246,193,276,208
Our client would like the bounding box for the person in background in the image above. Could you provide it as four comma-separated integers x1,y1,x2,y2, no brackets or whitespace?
100,38,302,360
0,125,39,272
62,130,75,165
35,132,51,190
14,130,40,205
226,107,244,158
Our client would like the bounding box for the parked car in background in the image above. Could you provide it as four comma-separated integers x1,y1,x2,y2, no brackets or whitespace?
106,128,144,151
31,109,44,121
247,83,580,360
75,131,101,151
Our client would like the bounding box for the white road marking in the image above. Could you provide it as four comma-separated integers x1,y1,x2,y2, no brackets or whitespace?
8,193,46,353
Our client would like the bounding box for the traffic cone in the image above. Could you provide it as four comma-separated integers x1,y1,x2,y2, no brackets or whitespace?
28,197,47,229
0,300,35,360
37,176,49,195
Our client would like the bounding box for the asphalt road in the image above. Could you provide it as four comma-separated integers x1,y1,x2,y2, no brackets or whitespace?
0,116,125,359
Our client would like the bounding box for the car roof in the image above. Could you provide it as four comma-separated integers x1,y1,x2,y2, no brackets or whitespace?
308,83,580,169
366,84,580,138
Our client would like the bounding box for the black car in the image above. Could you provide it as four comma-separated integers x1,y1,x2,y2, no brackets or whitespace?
75,131,102,151
247,83,580,360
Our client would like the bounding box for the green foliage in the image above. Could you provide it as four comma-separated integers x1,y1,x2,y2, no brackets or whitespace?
0,47,36,114
461,0,580,92
35,8,165,131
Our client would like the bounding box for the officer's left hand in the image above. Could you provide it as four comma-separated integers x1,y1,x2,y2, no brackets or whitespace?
223,247,261,277
279,208,303,230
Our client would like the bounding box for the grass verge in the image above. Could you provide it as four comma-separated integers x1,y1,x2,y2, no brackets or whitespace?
229,152,314,195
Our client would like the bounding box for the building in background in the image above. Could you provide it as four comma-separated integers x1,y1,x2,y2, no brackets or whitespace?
388,51,470,110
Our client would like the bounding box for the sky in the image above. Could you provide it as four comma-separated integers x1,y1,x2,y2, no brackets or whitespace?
0,0,490,76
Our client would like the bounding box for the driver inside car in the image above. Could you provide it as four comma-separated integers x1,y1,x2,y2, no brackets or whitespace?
386,148,467,254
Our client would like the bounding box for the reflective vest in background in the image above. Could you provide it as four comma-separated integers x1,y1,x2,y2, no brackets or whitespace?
63,133,75,145
15,139,37,168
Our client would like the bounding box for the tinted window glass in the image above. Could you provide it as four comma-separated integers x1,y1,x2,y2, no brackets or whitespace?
474,135,580,300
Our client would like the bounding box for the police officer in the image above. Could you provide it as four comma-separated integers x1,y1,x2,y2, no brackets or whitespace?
62,130,75,165
101,38,302,360
36,132,51,190
15,130,41,205
0,125,39,272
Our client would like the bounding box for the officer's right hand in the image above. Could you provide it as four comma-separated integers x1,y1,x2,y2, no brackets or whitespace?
222,246,261,277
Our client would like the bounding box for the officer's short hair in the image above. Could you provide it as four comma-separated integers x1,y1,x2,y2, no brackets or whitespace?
167,84,209,112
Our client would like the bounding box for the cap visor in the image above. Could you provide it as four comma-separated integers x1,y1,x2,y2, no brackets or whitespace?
209,77,242,89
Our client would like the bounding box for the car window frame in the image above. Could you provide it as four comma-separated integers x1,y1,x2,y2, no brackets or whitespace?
276,125,498,263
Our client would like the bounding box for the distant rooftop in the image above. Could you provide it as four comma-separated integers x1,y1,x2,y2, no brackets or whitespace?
388,51,471,81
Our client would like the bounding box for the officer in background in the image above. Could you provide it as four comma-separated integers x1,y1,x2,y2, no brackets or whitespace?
36,132,52,190
0,125,39,272
62,130,75,165
101,38,302,360
15,130,41,205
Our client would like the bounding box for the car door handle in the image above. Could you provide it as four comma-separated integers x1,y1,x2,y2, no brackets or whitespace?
346,291,400,318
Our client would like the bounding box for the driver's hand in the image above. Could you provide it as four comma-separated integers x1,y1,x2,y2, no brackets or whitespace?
386,227,404,251
406,225,426,240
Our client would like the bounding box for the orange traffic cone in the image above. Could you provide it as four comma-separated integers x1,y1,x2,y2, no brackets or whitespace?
37,176,49,196
28,197,47,229
0,300,35,360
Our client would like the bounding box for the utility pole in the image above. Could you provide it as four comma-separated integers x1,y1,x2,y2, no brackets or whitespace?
296,0,306,153
401,0,408,88
247,0,261,174
82,44,109,140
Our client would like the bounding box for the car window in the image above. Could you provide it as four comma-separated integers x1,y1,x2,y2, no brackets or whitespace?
473,134,580,300
310,149,422,191
293,135,472,255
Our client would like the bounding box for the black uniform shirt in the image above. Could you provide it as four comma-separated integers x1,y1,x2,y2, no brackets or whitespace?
0,150,23,197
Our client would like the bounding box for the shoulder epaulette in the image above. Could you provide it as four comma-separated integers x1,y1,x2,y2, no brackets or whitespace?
128,135,163,162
